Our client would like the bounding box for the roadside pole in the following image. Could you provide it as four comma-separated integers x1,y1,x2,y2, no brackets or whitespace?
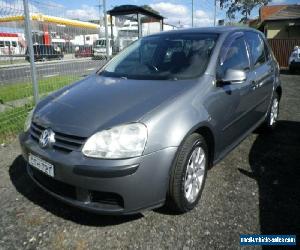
191,0,194,27
103,0,109,60
23,0,39,104
214,0,217,26
97,2,102,40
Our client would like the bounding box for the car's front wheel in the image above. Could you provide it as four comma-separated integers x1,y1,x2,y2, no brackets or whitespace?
168,133,208,213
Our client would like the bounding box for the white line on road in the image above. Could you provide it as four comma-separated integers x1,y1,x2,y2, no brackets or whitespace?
43,73,59,78
87,68,95,71
37,67,56,71
0,57,99,69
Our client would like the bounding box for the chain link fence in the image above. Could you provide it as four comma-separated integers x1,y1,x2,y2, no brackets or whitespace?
0,0,108,143
0,0,229,143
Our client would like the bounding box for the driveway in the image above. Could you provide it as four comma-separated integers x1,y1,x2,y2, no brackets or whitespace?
0,73,299,249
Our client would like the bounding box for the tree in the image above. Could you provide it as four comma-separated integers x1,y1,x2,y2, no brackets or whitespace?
219,0,270,23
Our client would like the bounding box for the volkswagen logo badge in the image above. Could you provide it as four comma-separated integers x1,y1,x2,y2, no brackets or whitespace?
39,128,55,148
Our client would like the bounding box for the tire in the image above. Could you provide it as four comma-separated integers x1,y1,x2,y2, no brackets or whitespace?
168,133,209,213
261,92,280,131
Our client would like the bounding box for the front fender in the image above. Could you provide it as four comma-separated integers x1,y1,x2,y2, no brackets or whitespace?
142,94,212,155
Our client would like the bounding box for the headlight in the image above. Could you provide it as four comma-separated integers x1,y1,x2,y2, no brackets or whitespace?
82,123,147,159
24,109,34,132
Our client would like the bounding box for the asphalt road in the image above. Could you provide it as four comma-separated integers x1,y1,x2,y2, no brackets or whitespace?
0,58,105,84
0,73,299,249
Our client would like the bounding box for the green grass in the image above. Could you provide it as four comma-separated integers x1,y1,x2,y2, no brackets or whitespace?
0,75,81,143
0,75,80,103
0,104,33,143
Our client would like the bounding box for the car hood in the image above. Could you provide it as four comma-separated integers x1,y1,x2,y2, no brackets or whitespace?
33,74,196,137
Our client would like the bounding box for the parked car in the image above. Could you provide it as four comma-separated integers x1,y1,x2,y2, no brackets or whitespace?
288,46,300,73
25,44,63,62
75,45,93,58
20,27,281,215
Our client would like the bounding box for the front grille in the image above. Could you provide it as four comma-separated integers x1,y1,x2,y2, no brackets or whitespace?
30,122,86,153
30,166,76,199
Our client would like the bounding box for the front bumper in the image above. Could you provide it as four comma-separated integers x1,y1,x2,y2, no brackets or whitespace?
19,132,177,215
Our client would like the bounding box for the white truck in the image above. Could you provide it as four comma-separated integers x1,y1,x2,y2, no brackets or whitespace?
93,38,113,59
93,21,138,59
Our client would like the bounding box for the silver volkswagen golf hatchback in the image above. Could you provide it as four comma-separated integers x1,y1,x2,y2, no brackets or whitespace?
20,27,281,215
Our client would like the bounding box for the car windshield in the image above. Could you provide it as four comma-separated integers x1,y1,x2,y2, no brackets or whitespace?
100,33,218,80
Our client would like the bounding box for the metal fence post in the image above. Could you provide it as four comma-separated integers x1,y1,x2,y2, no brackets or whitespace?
23,0,39,104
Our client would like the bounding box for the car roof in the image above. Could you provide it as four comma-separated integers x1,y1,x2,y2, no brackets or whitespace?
148,26,261,37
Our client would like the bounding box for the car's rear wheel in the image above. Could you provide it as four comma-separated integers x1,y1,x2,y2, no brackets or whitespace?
168,133,208,213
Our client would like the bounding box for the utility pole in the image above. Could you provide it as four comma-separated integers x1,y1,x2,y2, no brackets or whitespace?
214,0,217,26
103,0,109,60
96,2,102,39
23,0,39,104
191,0,194,27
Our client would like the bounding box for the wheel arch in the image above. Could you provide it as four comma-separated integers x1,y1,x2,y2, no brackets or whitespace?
174,123,216,169
194,126,215,168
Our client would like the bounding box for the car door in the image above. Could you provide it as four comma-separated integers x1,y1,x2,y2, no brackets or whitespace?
244,32,274,121
212,32,258,151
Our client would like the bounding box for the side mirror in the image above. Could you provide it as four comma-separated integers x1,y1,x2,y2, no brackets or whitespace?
220,69,247,85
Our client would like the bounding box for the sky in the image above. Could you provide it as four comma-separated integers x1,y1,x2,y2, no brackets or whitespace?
1,0,299,28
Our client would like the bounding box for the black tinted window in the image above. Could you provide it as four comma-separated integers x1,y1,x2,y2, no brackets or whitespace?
245,32,266,67
218,37,249,77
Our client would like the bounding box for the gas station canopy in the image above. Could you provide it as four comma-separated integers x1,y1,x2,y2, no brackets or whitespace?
0,14,99,30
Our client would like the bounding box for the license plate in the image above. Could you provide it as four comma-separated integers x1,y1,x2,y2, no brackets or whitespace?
29,154,54,177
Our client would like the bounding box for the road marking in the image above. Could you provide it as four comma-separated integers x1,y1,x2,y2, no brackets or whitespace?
0,66,28,71
38,67,56,71
43,73,59,78
87,68,95,71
